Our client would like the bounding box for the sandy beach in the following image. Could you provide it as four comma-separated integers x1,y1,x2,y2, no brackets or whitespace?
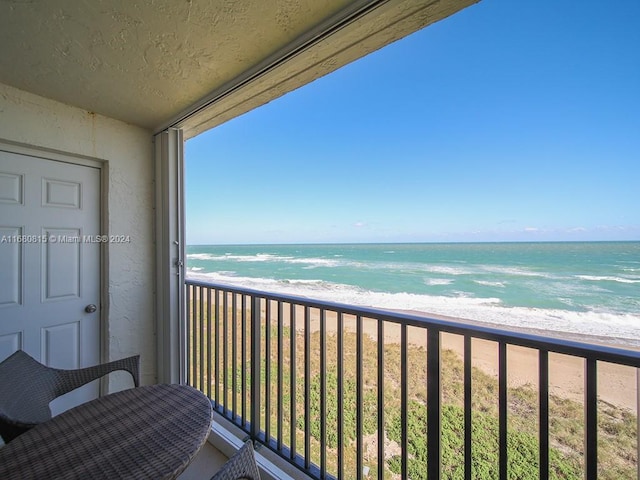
302,307,639,411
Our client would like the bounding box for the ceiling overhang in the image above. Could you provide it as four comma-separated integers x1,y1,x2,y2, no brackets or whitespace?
0,0,479,139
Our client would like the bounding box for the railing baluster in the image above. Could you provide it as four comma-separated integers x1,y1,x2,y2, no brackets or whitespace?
356,315,363,480
464,335,472,480
539,350,549,480
290,303,297,461
320,308,327,479
377,318,384,480
499,342,508,480
337,312,344,479
637,368,639,480
185,284,191,385
427,329,441,480
241,295,247,428
192,285,199,388
207,288,212,400
265,299,271,442
277,301,284,452
585,358,598,479
401,323,408,480
214,289,220,408
199,285,204,393
223,291,228,415
304,305,311,470
250,296,261,440
232,294,237,421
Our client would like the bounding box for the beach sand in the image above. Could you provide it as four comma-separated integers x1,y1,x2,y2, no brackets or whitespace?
302,307,639,411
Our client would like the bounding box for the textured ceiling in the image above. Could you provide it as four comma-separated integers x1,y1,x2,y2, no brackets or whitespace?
0,0,353,130
0,0,478,134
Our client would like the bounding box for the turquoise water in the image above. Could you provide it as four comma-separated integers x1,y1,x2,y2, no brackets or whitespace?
186,242,640,346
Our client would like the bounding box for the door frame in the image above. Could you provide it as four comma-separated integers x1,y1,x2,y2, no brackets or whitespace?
0,139,107,376
154,129,185,384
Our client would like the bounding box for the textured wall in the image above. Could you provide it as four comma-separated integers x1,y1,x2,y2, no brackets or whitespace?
0,82,156,389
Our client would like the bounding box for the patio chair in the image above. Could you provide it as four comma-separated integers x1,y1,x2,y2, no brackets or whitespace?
210,440,261,480
0,349,140,443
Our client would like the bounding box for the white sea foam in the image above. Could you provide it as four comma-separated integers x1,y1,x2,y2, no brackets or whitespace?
576,275,640,284
255,253,279,260
420,264,548,278
424,265,471,275
187,252,347,268
186,252,292,262
186,271,640,345
557,297,577,308
474,280,506,287
424,278,454,286
186,253,219,260
480,265,551,278
621,267,640,274
531,279,610,297
285,257,343,267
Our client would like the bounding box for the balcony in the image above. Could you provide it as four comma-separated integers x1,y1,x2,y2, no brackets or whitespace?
186,279,640,480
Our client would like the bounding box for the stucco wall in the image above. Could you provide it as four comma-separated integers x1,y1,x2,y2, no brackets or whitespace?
0,82,156,388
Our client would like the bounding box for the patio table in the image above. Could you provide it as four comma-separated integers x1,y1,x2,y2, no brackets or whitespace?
0,383,213,479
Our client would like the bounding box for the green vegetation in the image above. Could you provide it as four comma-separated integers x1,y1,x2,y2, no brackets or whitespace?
385,402,579,479
187,298,638,479
299,371,379,448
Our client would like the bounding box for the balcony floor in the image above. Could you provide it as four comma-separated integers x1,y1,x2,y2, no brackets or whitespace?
178,440,228,480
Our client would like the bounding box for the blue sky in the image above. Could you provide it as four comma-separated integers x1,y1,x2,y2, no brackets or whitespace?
185,0,640,245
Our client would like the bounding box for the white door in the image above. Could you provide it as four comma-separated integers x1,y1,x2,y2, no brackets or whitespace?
0,150,101,413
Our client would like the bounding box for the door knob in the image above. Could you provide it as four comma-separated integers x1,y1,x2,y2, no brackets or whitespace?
85,304,97,313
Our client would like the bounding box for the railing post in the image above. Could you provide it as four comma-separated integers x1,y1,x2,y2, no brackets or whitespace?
539,350,549,480
250,296,261,440
185,284,191,385
356,314,363,480
499,342,507,480
464,336,472,480
427,329,441,480
320,309,327,478
304,306,311,470
377,319,385,480
337,312,345,479
401,324,408,479
289,303,297,460
585,358,597,480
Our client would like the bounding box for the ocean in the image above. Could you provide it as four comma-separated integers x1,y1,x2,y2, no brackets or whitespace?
186,242,640,347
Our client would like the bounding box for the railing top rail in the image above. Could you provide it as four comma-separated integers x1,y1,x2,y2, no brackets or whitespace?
185,278,640,368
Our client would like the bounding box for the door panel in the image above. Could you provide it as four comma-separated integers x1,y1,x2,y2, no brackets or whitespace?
42,228,81,300
0,150,101,414
0,332,21,361
0,172,23,204
0,226,21,306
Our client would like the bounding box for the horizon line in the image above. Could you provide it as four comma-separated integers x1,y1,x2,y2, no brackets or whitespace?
185,239,640,247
